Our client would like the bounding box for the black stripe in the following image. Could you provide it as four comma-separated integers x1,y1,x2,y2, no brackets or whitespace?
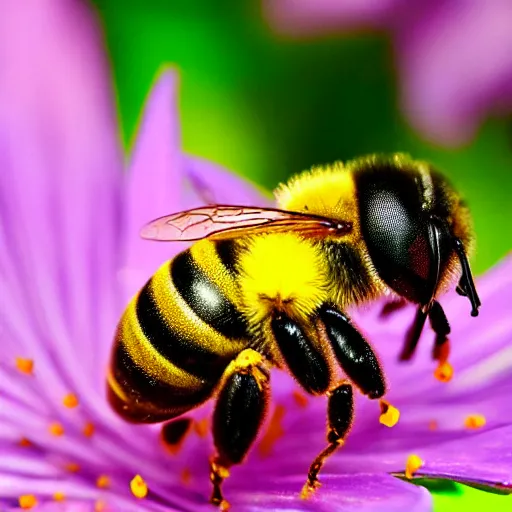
215,239,241,275
136,279,229,381
110,341,214,422
171,250,250,339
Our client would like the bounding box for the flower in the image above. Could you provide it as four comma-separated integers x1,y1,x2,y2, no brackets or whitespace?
1,1,512,511
264,1,512,145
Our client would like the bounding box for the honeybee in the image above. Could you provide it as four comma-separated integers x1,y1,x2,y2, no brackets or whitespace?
108,154,480,508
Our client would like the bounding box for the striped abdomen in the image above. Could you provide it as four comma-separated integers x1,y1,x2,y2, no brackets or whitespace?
108,240,250,423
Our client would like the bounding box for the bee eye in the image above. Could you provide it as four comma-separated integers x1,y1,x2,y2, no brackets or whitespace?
356,169,451,305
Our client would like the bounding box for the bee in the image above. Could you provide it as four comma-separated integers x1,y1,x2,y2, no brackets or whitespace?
107,153,480,508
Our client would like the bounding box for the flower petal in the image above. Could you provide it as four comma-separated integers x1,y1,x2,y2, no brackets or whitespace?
397,0,512,144
230,473,432,512
0,0,122,397
264,0,399,34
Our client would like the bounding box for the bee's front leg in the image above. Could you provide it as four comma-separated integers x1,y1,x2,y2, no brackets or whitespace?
210,349,271,510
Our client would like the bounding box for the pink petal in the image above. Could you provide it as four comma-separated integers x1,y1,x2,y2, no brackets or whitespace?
0,0,123,400
397,0,512,144
264,0,400,35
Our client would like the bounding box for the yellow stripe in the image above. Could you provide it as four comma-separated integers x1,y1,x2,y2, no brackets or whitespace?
189,240,241,304
121,297,204,390
151,261,247,356
107,369,129,401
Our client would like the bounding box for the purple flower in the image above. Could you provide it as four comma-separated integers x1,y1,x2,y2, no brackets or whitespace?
264,0,512,145
1,1,511,511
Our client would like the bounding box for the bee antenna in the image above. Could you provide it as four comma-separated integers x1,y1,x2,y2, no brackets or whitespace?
453,238,481,317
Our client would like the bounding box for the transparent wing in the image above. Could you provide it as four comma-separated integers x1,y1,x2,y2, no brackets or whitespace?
140,205,352,242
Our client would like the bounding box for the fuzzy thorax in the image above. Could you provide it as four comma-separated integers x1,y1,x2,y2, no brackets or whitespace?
238,233,329,326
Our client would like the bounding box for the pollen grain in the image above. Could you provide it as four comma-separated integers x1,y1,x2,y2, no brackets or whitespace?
258,404,286,457
96,475,111,489
63,393,79,408
53,492,66,502
18,495,37,509
405,454,424,479
464,414,486,430
434,361,454,383
83,421,95,437
15,357,34,375
379,401,400,427
130,474,148,499
49,422,65,436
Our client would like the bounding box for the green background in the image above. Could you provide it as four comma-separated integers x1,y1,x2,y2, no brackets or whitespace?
91,1,511,510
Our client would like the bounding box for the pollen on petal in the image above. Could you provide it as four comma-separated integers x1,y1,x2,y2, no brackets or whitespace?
379,400,400,427
258,404,286,456
130,474,148,499
96,475,111,489
19,437,32,447
83,422,95,437
19,495,37,509
63,393,79,408
65,462,80,473
16,358,34,375
464,414,486,430
49,422,65,436
53,492,66,502
434,361,454,383
180,467,192,486
428,420,439,431
405,454,424,479
95,500,107,512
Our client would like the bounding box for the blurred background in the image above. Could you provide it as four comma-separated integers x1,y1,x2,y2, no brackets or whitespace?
91,0,511,277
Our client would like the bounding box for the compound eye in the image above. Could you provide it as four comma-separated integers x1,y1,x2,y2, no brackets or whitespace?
357,170,451,304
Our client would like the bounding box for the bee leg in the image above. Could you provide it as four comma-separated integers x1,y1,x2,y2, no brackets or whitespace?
301,382,354,498
428,300,450,359
210,349,270,510
380,297,407,318
399,306,428,361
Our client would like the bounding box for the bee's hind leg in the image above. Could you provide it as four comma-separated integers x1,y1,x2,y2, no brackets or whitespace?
301,382,354,498
210,349,271,510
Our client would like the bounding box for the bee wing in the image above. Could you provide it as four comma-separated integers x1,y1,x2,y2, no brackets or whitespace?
140,205,352,242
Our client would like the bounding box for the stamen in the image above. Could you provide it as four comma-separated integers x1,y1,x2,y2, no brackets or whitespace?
53,492,65,502
65,462,80,473
19,437,32,447
379,400,400,427
434,361,454,383
63,393,79,408
405,454,424,479
193,418,209,438
258,404,286,456
292,390,309,408
15,358,34,375
18,495,37,509
130,475,148,499
83,422,95,437
49,422,64,436
96,475,111,489
464,414,486,430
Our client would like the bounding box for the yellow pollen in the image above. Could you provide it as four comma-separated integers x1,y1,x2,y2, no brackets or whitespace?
258,404,286,456
180,467,192,486
379,400,400,427
434,361,454,383
405,454,424,479
95,499,107,512
19,495,37,509
193,418,209,438
16,357,34,375
53,492,66,502
292,390,309,408
65,462,81,473
19,437,32,447
464,414,486,430
63,393,79,408
130,474,148,499
96,475,111,489
83,422,95,437
49,422,65,436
